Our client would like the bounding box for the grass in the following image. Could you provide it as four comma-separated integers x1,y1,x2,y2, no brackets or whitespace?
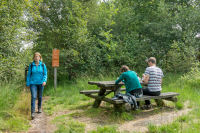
1,68,200,132
43,70,200,133
0,84,31,132
69,107,134,123
88,126,119,133
148,112,200,133
52,114,85,133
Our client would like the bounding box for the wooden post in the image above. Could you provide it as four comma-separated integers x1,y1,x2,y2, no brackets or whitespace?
93,88,106,108
54,67,57,89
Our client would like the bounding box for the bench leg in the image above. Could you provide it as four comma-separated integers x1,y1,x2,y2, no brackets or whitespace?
155,99,165,107
114,86,121,96
114,104,123,112
93,88,106,108
164,97,178,102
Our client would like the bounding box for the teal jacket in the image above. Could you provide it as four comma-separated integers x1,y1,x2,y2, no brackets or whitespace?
115,70,142,93
26,61,47,86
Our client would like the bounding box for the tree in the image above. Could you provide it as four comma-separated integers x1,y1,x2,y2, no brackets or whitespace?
0,0,42,82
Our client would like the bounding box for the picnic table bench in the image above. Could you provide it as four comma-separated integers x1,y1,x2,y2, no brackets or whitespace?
80,81,179,109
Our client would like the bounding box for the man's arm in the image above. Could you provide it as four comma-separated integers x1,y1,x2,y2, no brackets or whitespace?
143,67,150,85
115,73,124,84
142,74,149,85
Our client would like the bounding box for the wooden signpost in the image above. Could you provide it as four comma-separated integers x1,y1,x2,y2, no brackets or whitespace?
52,49,60,89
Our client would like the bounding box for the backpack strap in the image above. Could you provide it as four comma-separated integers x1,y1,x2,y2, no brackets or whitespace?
30,62,45,76
42,63,44,75
30,63,33,76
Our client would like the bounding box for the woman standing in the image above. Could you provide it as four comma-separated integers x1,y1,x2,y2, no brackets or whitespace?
26,52,47,119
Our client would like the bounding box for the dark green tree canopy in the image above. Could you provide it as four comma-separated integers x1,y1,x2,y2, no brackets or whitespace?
1,0,200,81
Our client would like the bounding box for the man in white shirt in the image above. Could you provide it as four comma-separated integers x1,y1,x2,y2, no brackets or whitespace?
142,57,164,108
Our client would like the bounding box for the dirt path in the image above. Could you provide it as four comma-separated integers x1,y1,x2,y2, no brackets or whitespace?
28,112,56,133
27,97,57,133
26,99,191,133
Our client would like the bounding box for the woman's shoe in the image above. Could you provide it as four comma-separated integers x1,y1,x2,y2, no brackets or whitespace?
38,108,42,113
145,105,152,109
31,113,35,120
141,105,152,110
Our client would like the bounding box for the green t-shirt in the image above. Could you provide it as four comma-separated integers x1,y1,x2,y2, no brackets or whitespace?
115,70,142,93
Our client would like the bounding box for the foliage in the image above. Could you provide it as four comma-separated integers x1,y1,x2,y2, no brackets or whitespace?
1,0,200,81
0,0,42,82
0,84,30,132
29,0,200,81
181,62,200,81
164,42,196,72
31,0,90,80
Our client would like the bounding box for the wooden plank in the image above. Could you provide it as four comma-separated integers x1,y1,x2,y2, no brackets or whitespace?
80,90,105,94
164,97,178,102
85,94,117,104
88,81,124,87
113,92,179,104
134,92,179,101
80,88,126,94
84,92,179,105
88,81,116,85
88,81,143,87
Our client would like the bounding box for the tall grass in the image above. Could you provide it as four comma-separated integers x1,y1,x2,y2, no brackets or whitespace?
0,84,30,132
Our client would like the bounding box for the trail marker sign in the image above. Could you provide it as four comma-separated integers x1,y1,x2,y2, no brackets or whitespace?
52,49,60,67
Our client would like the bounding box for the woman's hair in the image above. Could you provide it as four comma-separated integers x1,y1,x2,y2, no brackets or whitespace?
33,52,43,61
120,65,129,72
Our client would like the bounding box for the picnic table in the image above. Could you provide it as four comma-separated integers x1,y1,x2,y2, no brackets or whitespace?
80,81,179,109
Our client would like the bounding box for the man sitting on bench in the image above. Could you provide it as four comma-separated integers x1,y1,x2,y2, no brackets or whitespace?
115,65,143,109
142,57,164,109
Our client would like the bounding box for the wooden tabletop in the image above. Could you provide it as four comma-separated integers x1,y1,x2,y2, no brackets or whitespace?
88,81,124,88
88,80,145,88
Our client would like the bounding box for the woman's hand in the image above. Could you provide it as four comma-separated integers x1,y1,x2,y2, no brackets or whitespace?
42,82,46,86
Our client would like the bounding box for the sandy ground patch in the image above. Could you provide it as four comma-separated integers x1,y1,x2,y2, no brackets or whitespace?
73,101,192,133
119,107,191,133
